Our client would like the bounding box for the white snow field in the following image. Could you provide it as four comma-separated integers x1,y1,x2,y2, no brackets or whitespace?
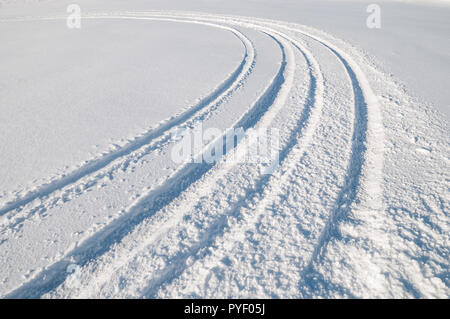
0,1,449,299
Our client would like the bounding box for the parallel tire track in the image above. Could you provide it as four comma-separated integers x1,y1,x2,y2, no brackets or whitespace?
6,17,294,298
176,13,384,286
41,16,326,299
3,12,385,298
103,13,384,298
0,16,255,219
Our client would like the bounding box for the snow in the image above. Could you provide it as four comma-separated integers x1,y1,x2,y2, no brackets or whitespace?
0,17,243,200
3,0,448,117
0,1,448,299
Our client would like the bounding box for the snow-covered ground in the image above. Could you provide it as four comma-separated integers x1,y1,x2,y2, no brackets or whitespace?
0,1,448,298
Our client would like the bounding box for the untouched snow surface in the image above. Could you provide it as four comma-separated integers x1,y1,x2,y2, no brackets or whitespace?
0,1,448,299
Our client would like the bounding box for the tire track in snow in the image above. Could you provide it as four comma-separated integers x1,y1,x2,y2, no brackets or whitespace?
137,32,321,299
199,14,384,290
0,16,260,241
125,14,384,298
46,14,378,299
287,30,385,286
2,12,385,298
213,17,384,295
142,25,344,299
44,19,324,299
5,21,293,298
228,18,384,295
0,16,255,220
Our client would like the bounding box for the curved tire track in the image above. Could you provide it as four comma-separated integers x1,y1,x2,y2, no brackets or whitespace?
2,12,386,299
178,13,385,290
0,16,255,219
42,15,326,299
5,17,294,298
